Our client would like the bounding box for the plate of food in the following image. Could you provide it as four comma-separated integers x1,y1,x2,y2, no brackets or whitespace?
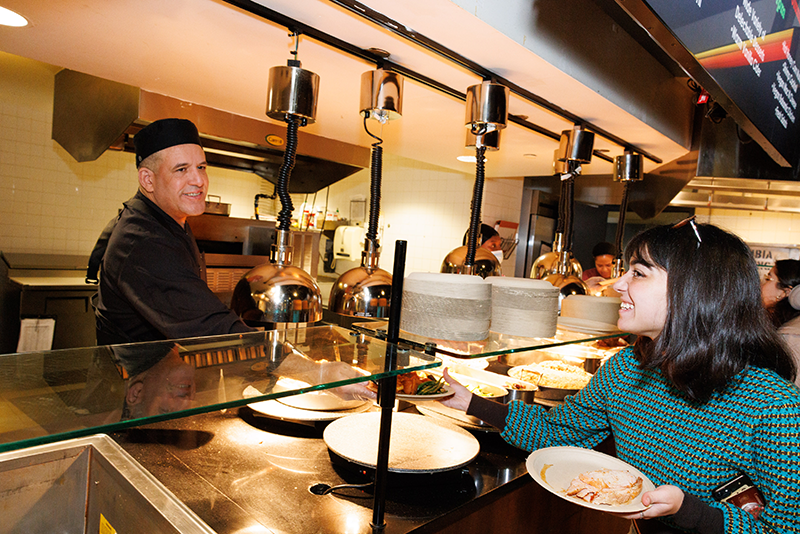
369,371,455,400
526,446,656,513
508,360,593,400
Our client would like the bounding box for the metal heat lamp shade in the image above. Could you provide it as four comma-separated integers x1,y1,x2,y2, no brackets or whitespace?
329,68,403,317
233,54,322,325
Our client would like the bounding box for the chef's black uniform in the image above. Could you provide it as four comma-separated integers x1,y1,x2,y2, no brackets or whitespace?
89,191,252,345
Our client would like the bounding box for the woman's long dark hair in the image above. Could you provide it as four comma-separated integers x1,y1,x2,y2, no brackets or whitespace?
768,259,800,327
627,222,796,402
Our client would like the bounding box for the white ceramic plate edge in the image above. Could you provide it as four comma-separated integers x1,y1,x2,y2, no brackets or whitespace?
526,446,655,513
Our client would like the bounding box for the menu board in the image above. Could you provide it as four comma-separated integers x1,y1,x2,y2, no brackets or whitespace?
640,0,800,168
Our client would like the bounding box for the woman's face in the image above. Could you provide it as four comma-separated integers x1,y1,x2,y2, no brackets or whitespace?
761,266,788,308
612,253,669,339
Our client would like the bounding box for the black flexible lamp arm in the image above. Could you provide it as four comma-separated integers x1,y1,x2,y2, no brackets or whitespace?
276,115,304,231
614,181,631,263
563,163,577,252
465,144,487,267
364,114,383,250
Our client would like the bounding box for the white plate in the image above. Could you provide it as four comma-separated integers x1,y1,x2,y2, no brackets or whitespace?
324,412,480,473
396,383,455,401
247,398,372,422
526,446,655,513
557,317,621,335
273,378,368,411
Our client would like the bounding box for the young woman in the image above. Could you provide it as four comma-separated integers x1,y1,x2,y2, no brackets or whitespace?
761,259,800,386
442,220,799,533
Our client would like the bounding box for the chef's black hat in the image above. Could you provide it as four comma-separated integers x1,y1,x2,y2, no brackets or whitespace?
134,118,203,167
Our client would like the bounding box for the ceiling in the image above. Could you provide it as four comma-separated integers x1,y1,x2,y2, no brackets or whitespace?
0,0,698,182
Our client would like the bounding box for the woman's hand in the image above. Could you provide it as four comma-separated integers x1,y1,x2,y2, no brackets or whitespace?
437,368,474,411
617,485,685,521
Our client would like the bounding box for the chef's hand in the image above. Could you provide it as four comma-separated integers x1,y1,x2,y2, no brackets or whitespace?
584,276,606,293
616,485,684,520
436,368,473,412
318,361,377,402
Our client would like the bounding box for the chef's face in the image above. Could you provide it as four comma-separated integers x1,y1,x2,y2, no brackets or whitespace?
612,251,668,339
761,266,788,308
594,254,615,279
139,144,208,226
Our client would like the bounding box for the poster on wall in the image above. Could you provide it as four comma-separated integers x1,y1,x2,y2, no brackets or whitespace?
748,242,800,275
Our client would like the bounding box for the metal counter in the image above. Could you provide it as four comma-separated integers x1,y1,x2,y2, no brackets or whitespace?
110,406,629,534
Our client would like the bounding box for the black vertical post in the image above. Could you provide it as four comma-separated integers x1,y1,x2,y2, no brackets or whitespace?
370,240,406,531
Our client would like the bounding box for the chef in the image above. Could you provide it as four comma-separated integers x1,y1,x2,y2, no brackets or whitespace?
88,118,253,345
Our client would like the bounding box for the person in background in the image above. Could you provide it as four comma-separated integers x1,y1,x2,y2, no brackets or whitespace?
761,259,800,386
463,223,504,263
581,241,616,281
441,219,799,533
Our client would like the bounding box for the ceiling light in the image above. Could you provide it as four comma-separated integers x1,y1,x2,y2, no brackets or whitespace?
0,6,27,27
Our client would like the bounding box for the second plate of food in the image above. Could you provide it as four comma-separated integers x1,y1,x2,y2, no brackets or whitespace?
526,446,655,513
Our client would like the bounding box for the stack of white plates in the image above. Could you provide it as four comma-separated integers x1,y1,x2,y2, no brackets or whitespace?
489,277,559,338
559,294,621,333
400,272,491,341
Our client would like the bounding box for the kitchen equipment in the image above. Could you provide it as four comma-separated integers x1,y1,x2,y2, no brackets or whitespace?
203,194,230,216
0,434,215,534
232,34,322,325
610,152,644,281
441,80,508,279
323,412,480,473
400,272,491,341
329,67,402,318
531,126,594,305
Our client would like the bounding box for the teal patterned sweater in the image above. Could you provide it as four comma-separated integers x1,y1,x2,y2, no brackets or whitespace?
500,347,800,533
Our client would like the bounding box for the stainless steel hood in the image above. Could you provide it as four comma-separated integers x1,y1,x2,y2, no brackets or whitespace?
52,69,370,194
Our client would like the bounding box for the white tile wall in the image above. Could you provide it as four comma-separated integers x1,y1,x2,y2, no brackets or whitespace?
0,53,526,275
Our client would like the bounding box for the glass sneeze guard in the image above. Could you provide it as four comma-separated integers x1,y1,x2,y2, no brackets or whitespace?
352,321,628,359
0,325,440,453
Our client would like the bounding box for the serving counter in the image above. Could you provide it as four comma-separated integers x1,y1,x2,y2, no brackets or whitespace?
0,322,630,534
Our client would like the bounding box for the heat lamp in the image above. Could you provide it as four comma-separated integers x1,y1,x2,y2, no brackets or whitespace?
531,125,595,303
328,67,403,317
612,151,643,278
441,81,508,279
232,34,322,326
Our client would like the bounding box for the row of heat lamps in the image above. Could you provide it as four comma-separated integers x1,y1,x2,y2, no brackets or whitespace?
231,35,645,328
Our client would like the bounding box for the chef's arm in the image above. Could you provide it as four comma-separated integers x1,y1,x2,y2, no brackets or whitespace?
273,347,376,401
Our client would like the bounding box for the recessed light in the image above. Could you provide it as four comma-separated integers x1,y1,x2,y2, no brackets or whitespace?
523,153,537,158
456,155,489,163
0,6,27,27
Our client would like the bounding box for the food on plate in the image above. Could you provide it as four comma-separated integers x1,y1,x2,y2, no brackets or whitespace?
510,360,592,390
565,469,643,506
506,381,537,391
464,383,504,397
369,371,446,395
